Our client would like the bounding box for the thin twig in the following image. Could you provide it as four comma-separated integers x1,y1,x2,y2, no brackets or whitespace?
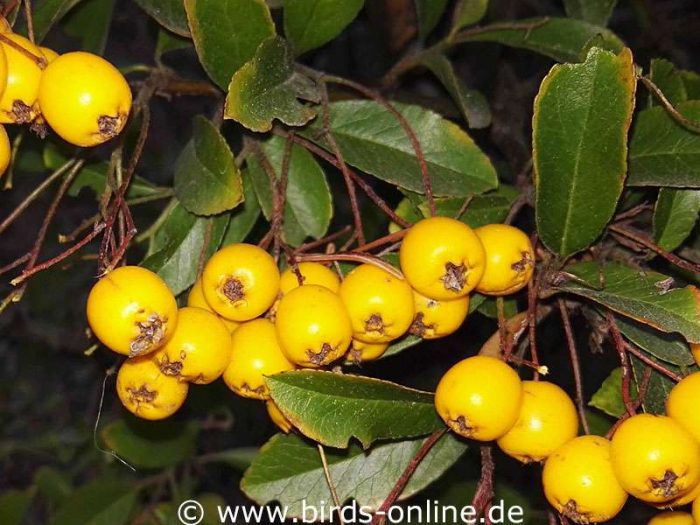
527,272,540,380
355,229,408,253
471,446,496,520
558,299,590,434
0,252,30,276
317,444,345,525
295,226,353,253
624,342,683,382
640,76,700,133
296,252,404,279
23,0,34,44
606,312,636,416
0,31,45,67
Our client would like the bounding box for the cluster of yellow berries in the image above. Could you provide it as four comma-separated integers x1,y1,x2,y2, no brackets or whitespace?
436,354,700,524
0,16,131,177
85,216,534,427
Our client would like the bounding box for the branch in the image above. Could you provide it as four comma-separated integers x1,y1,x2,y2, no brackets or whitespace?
558,299,590,434
296,252,404,280
606,312,637,416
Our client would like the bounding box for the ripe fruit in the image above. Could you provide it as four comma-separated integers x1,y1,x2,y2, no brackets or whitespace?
610,414,700,503
38,52,132,146
409,290,469,339
86,266,178,357
657,481,700,509
266,400,293,433
667,372,700,442
0,16,11,32
474,224,534,295
648,512,695,525
152,307,232,384
0,124,10,177
400,217,485,300
497,381,578,463
223,318,295,399
434,355,522,441
279,262,340,294
0,34,43,124
116,356,188,420
542,436,628,524
39,46,59,63
691,343,700,367
187,279,239,333
202,243,280,322
693,497,700,523
276,285,352,367
340,264,414,344
347,339,389,363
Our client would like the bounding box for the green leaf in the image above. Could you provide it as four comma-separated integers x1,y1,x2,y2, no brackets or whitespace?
476,296,518,318
225,36,319,132
267,370,442,448
589,367,629,418
155,28,192,60
414,0,448,39
284,0,364,55
142,202,229,295
198,448,258,472
563,0,617,27
417,185,519,228
303,100,498,197
174,116,243,216
29,0,83,42
648,59,687,107
534,47,636,257
452,0,489,30
381,334,423,359
653,189,700,251
247,136,332,246
457,17,624,63
100,418,199,469
555,261,700,343
221,171,261,245
34,467,72,511
0,489,33,525
628,102,700,188
631,357,678,415
616,316,694,366
134,0,190,36
681,70,700,100
185,0,275,90
420,52,491,129
49,479,136,525
242,433,467,515
62,0,115,54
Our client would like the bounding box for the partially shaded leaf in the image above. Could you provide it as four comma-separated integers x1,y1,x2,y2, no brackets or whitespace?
29,0,83,42
63,0,115,54
155,28,192,60
414,0,448,40
589,367,630,418
221,171,261,245
284,0,364,55
653,188,700,252
134,0,190,36
49,479,136,525
417,185,519,228
631,357,680,415
616,316,694,366
563,0,617,27
648,58,687,106
0,490,33,525
534,47,636,257
452,0,489,30
381,334,423,359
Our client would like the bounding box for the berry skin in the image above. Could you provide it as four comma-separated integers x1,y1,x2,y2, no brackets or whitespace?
347,339,389,363
116,356,188,420
202,243,280,322
667,372,700,443
497,381,578,463
434,355,522,441
39,47,59,63
691,344,700,367
152,307,232,385
0,34,43,124
474,224,534,296
0,16,11,32
400,217,485,300
266,400,293,433
187,279,240,333
340,264,414,344
0,124,10,178
648,512,695,525
542,436,628,524
409,290,469,339
223,318,295,399
86,266,178,357
693,497,700,523
276,285,353,367
279,262,340,295
37,52,132,146
610,414,700,503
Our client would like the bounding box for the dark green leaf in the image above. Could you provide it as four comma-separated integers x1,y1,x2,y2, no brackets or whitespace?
457,17,624,63
653,188,700,251
62,0,115,54
534,47,636,257
563,0,617,27
476,296,518,318
628,102,700,188
34,467,72,511
648,59,687,107
631,357,678,415
381,334,423,359
267,370,441,448
589,367,628,418
284,0,364,55
29,0,83,42
418,185,519,228
199,448,258,472
303,100,498,197
242,433,467,515
420,52,491,129
100,418,199,469
225,36,319,132
681,70,700,100
414,0,448,39
174,116,243,216
134,0,190,36
49,479,136,525
452,0,489,30
0,490,33,525
555,261,700,343
247,136,332,246
221,171,261,245
185,0,275,89
155,28,192,60
142,202,229,295
616,316,694,366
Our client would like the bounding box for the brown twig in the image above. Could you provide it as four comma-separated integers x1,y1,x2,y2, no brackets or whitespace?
640,76,700,133
527,271,540,380
295,226,352,254
496,297,508,356
355,229,408,253
0,31,45,67
0,252,30,276
623,342,683,382
558,299,590,434
23,0,33,44
317,444,346,525
471,446,495,520
606,312,637,416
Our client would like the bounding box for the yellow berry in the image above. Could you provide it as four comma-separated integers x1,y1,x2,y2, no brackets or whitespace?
348,339,389,363
116,356,188,420
202,243,280,322
152,307,232,385
0,124,10,178
223,318,295,399
497,381,578,463
400,217,485,300
38,51,132,146
668,372,700,444
187,278,239,333
279,262,340,294
0,16,11,33
691,343,700,367
434,355,522,441
0,33,43,124
693,497,700,523
39,46,59,63
86,266,178,357
276,284,352,367
409,290,469,339
266,400,293,433
475,224,534,295
611,414,700,503
542,436,628,524
648,512,695,525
